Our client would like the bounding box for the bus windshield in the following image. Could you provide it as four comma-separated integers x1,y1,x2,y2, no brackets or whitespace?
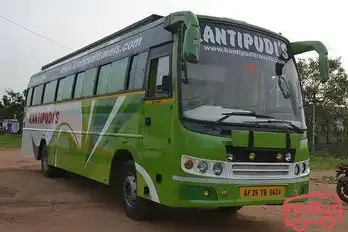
180,21,305,130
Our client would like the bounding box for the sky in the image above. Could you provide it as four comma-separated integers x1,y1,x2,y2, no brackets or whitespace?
0,0,346,95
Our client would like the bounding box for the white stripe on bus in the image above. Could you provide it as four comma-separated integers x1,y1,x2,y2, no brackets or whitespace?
135,162,160,203
84,96,126,166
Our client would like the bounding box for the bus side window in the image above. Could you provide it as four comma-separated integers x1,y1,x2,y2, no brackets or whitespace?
26,88,33,106
97,63,112,95
62,74,75,100
108,57,128,93
32,84,44,106
148,55,171,98
74,72,85,99
82,68,98,97
43,80,57,104
56,77,66,102
128,51,148,90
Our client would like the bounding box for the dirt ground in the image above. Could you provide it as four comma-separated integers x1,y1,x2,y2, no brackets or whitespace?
0,149,347,232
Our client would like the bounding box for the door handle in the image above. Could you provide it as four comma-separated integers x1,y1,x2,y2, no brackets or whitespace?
145,117,151,126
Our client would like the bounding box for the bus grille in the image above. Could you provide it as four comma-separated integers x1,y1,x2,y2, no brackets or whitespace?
230,163,291,178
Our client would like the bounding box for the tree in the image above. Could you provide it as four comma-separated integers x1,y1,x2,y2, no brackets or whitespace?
297,57,348,147
0,89,26,126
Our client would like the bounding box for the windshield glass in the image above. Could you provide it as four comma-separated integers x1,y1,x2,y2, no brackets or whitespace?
180,21,305,130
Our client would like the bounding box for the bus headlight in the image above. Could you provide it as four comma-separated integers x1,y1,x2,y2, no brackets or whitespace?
213,163,223,176
197,161,209,174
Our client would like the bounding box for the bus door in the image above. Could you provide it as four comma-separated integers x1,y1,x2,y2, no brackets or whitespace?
142,43,173,165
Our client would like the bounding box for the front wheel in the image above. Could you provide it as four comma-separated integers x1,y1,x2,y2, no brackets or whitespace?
336,178,348,203
121,161,151,220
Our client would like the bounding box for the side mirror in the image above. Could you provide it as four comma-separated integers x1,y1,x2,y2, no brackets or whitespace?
291,41,329,83
162,75,172,93
164,11,201,64
183,26,200,63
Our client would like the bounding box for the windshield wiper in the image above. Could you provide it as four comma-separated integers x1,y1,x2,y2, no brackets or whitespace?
214,111,274,126
244,119,306,133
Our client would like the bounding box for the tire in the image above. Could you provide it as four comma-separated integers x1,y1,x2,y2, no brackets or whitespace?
40,144,59,178
216,206,243,214
336,178,348,203
121,161,151,220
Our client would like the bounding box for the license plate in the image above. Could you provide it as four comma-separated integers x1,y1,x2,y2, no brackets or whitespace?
240,186,285,199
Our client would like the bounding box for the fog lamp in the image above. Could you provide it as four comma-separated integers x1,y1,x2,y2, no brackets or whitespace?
249,152,256,161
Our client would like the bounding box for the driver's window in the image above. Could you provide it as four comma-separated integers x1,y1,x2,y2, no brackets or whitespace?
148,55,171,98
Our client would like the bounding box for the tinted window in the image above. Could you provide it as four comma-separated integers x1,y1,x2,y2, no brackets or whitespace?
148,56,171,98
26,88,33,106
97,64,111,95
108,58,128,93
62,74,75,100
128,52,148,90
56,78,65,102
155,56,170,88
43,80,57,104
32,84,44,105
74,72,85,99
82,68,98,97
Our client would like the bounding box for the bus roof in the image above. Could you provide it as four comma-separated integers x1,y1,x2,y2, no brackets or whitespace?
39,13,287,72
41,14,164,71
28,12,289,88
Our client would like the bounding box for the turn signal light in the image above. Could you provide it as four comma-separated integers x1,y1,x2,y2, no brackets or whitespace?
184,159,193,169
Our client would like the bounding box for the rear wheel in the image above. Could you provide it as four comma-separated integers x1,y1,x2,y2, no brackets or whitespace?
121,161,151,220
40,144,59,178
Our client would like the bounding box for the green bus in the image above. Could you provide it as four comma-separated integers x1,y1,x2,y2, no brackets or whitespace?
22,11,329,220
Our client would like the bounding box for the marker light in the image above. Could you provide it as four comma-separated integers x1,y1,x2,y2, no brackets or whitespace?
197,161,208,174
276,153,283,161
184,159,193,169
213,163,223,176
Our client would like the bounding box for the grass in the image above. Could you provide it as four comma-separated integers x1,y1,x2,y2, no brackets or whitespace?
310,154,346,171
0,134,22,149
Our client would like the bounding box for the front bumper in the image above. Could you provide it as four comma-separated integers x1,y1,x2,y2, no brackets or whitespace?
167,175,309,208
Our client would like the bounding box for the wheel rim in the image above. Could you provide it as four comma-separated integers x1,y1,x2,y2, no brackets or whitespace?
123,173,137,208
340,186,348,197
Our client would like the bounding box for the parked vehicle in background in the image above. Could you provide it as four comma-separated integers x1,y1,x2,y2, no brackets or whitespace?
1,119,20,134
336,163,348,203
21,11,330,220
